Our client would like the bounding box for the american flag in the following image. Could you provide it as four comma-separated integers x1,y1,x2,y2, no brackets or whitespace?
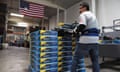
19,0,44,18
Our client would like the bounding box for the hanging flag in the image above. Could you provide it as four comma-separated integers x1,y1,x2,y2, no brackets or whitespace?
19,0,45,18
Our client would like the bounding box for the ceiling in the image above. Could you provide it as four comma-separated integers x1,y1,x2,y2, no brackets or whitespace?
6,0,82,16
1,0,82,27
46,0,82,9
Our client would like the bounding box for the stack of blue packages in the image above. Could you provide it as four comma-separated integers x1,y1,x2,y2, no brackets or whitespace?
112,39,120,44
57,35,86,72
30,30,58,72
58,35,73,72
30,29,86,72
72,37,86,72
72,36,86,72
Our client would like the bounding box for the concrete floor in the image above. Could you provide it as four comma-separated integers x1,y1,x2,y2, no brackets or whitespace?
85,58,120,72
0,46,29,72
0,46,120,72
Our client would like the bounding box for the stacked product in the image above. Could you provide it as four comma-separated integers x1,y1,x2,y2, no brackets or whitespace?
56,23,86,72
72,36,86,72
58,35,73,72
57,35,85,72
30,30,58,72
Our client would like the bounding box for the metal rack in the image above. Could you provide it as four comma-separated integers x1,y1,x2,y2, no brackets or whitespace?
99,19,120,59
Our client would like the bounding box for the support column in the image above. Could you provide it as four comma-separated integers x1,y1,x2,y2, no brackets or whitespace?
64,10,67,23
91,0,96,15
56,8,60,25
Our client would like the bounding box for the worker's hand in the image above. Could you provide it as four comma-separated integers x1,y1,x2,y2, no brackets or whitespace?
64,29,73,34
67,30,73,33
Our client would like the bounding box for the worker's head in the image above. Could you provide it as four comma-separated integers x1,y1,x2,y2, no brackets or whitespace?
80,2,89,13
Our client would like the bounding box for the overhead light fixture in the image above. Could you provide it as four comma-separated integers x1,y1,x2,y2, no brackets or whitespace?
114,27,120,30
104,29,113,32
10,13,24,18
17,22,28,27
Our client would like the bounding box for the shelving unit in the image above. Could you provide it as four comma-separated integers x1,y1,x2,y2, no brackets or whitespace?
99,19,120,58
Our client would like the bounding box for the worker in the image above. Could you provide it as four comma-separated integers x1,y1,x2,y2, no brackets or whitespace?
70,2,100,72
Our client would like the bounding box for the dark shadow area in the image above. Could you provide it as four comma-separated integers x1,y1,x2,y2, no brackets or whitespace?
86,59,120,72
23,68,29,72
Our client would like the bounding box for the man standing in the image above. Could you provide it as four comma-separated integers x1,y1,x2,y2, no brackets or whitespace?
71,2,100,72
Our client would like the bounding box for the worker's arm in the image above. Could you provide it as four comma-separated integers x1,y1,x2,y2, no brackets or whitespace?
73,24,86,33
65,14,87,34
73,14,87,33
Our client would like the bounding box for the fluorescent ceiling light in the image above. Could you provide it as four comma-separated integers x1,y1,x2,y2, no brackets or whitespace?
10,13,24,18
104,29,113,32
114,27,120,30
17,22,28,27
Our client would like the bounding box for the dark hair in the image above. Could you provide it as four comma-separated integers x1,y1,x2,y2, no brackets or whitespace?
80,2,89,10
